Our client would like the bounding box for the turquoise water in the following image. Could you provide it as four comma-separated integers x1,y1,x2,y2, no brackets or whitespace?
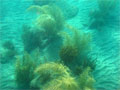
0,0,120,90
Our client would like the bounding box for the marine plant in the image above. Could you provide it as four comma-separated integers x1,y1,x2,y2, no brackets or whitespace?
35,13,62,42
59,24,95,75
27,4,65,30
59,45,78,65
31,62,96,90
82,57,96,72
15,52,37,89
65,24,92,54
77,67,95,90
32,0,79,19
59,25,91,59
23,5,64,53
30,62,70,89
25,4,65,60
43,76,80,90
22,25,47,53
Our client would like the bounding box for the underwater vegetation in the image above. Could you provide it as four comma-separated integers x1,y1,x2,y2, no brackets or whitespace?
88,0,118,30
15,51,95,90
22,25,46,53
1,0,119,89
14,3,97,90
31,62,70,89
31,62,95,90
15,52,37,89
23,5,64,53
59,24,96,75
27,4,65,30
77,67,95,90
33,0,79,19
60,45,78,64
43,75,79,90
0,40,17,63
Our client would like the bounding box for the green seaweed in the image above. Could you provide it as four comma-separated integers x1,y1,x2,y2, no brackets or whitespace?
16,3,97,90
59,24,95,75
77,67,95,90
23,5,64,53
32,63,96,90
15,52,37,89
59,45,78,65
64,24,92,55
22,25,46,53
43,76,80,90
30,62,70,89
27,4,64,30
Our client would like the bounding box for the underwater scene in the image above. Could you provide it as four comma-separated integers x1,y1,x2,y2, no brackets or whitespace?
0,0,120,90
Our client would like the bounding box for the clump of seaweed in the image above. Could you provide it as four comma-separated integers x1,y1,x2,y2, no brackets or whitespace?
43,76,79,90
59,24,95,75
30,62,96,90
59,45,78,65
14,49,96,90
78,67,95,90
22,25,46,53
74,58,96,76
32,0,79,19
15,52,37,89
23,5,64,53
27,4,64,31
65,24,92,55
30,62,70,89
